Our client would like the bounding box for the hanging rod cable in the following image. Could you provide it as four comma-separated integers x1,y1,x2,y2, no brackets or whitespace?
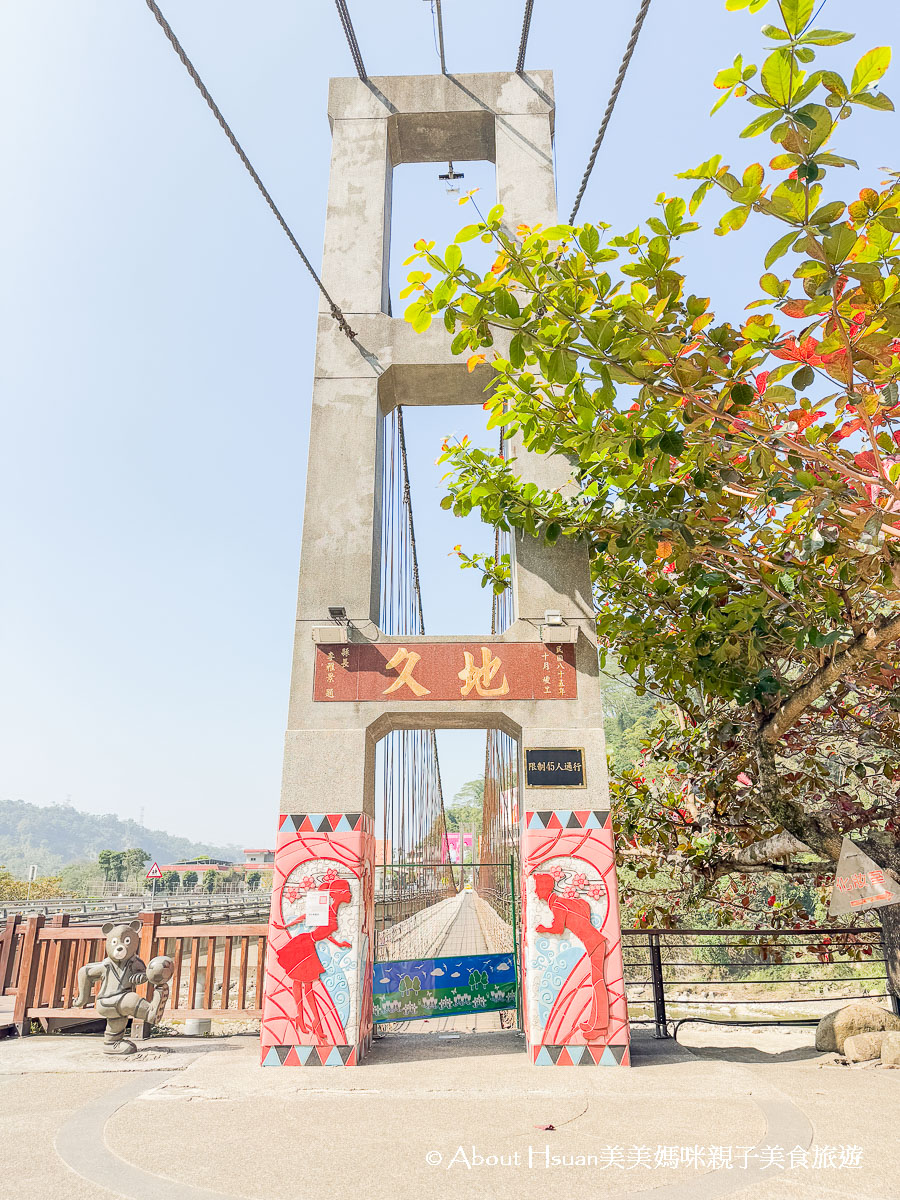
434,0,448,74
515,0,535,74
568,0,652,223
142,0,355,338
334,0,368,81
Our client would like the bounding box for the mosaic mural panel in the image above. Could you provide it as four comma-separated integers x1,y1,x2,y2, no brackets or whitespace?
522,810,630,1065
260,813,374,1066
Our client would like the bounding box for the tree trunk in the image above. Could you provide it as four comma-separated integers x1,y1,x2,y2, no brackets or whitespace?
878,903,900,1015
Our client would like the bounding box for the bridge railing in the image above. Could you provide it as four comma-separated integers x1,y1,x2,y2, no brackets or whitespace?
3,911,267,1035
622,926,897,1037
0,892,271,925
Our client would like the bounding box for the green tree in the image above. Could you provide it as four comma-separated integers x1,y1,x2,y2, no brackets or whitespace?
108,851,126,883
446,779,484,835
201,869,217,893
602,658,666,773
97,849,113,882
181,870,198,890
159,870,180,893
60,862,101,897
123,848,150,882
402,1,900,974
245,871,261,891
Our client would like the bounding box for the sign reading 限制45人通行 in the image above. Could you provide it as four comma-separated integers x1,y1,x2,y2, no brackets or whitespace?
313,642,577,702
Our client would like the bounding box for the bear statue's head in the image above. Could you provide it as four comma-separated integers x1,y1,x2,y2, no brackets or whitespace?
101,919,142,963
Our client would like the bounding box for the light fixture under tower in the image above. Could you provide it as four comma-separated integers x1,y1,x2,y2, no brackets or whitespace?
439,161,464,195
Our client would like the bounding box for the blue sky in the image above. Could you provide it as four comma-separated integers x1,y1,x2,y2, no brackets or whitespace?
1,0,897,847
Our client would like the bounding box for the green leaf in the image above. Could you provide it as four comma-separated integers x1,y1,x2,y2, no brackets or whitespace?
851,47,891,93
547,347,578,385
809,200,846,224
760,272,788,297
541,225,573,241
578,225,601,255
509,332,525,369
494,289,520,319
852,92,894,111
444,243,462,271
801,29,854,47
741,110,781,138
761,49,796,106
780,0,814,36
791,365,815,389
658,430,685,456
718,205,751,234
822,224,858,264
731,383,756,406
794,103,833,153
455,224,481,243
765,230,800,268
689,180,714,214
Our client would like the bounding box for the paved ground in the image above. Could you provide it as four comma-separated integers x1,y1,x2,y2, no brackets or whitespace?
1,1023,897,1200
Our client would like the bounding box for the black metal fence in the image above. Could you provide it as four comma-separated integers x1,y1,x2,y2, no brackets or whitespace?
622,926,896,1037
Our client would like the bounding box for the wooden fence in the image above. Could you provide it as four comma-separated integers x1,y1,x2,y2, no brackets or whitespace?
0,911,266,1035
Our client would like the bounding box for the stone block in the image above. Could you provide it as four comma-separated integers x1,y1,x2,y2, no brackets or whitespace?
880,1030,900,1065
843,1031,886,1062
815,1001,900,1052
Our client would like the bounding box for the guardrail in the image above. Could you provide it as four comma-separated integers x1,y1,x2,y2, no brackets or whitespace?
2,911,267,1035
621,926,898,1037
0,894,271,926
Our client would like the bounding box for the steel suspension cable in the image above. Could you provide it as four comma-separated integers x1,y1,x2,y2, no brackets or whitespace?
333,0,368,81
434,0,448,74
142,0,355,339
568,0,652,223
515,0,535,75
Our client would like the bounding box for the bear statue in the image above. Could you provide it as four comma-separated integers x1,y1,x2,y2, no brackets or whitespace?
73,919,175,1055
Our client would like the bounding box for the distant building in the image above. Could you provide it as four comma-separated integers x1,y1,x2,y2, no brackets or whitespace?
159,851,275,877
243,849,275,867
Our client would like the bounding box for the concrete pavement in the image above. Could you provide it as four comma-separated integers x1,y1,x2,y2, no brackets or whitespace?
1,1025,897,1200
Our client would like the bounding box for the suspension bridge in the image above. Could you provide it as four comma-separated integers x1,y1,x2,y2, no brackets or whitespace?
139,0,642,1070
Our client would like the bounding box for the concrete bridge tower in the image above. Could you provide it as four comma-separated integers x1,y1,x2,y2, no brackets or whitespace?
260,70,630,1068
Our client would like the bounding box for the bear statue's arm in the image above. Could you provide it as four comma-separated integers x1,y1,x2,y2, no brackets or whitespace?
127,957,148,986
73,962,106,1008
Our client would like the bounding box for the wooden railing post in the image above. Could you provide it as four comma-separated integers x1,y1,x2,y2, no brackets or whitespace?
47,913,70,1009
0,913,22,994
133,910,161,1041
13,915,44,1035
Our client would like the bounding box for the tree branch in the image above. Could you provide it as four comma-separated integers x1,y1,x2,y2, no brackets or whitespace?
760,611,900,746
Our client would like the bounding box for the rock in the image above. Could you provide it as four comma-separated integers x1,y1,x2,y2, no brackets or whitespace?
815,1002,900,1053
843,1032,886,1062
881,1031,900,1066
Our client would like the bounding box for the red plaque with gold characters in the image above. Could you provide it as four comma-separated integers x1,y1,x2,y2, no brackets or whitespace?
313,642,577,702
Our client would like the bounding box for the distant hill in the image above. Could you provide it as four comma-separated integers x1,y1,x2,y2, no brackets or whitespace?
0,798,246,877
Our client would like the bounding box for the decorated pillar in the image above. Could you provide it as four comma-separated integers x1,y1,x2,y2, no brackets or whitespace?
522,799,630,1066
261,812,374,1066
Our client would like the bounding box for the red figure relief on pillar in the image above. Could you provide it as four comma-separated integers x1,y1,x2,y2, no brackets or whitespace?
272,878,352,1042
533,872,609,1041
